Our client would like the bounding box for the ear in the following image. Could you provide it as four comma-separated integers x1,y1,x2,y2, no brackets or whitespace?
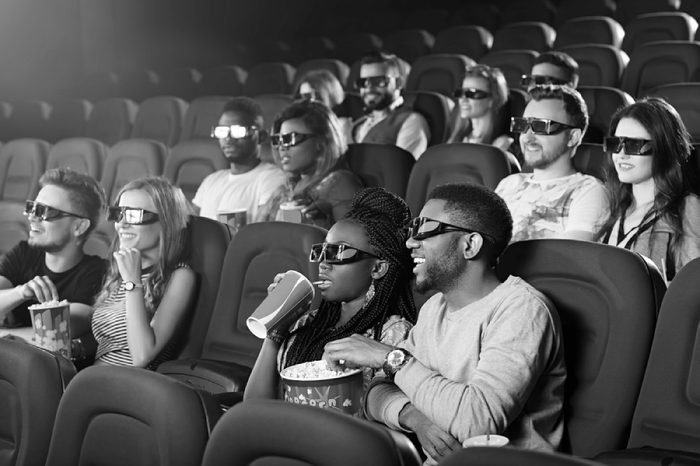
370,259,389,280
461,233,485,260
567,128,583,148
73,218,91,239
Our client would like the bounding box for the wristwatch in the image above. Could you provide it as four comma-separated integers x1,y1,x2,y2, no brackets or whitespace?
382,348,413,380
123,281,143,291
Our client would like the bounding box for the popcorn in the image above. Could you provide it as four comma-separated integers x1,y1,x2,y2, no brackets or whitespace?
28,299,69,310
280,360,356,381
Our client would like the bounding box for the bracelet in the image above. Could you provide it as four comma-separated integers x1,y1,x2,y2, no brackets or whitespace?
267,329,288,344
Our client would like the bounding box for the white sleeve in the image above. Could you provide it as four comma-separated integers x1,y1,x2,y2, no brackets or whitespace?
396,112,430,160
567,180,610,234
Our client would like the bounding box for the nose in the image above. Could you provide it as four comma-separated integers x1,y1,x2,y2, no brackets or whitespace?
318,261,331,273
406,235,419,249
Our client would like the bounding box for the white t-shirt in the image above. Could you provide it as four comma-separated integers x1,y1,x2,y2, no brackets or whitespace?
192,162,287,223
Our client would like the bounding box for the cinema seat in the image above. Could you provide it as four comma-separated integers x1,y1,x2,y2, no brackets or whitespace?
481,49,540,88
0,201,29,256
202,400,421,466
554,16,625,49
432,25,493,60
621,12,698,54
243,62,296,97
198,65,247,97
179,95,231,143
491,21,556,52
85,98,138,146
0,138,49,203
101,138,167,202
406,53,475,98
131,96,187,147
560,45,629,88
578,86,634,144
344,143,415,198
46,137,107,180
382,28,435,63
45,98,92,143
162,139,227,201
441,447,607,466
648,82,700,141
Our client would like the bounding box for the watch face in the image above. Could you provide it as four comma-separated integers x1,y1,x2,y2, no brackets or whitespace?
124,281,135,291
387,349,406,368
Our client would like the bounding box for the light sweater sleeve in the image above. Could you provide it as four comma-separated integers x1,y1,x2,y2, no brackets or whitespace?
393,292,560,441
396,112,430,160
566,178,610,234
678,194,700,269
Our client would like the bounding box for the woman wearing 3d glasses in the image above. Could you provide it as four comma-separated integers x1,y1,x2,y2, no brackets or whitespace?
90,177,195,368
261,99,363,228
245,187,417,400
599,97,700,282
447,65,515,153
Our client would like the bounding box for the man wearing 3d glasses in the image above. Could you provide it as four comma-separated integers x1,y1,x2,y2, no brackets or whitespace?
324,184,565,464
495,85,609,242
349,51,430,159
521,51,579,91
0,168,107,335
192,97,286,222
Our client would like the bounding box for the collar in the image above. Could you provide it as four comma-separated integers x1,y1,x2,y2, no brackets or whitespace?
367,95,404,120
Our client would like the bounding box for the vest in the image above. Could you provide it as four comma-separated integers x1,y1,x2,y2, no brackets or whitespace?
352,106,413,145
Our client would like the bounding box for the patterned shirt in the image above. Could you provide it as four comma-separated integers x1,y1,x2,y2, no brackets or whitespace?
496,172,609,242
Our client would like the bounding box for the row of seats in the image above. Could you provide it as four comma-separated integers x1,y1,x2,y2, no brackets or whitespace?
4,215,700,464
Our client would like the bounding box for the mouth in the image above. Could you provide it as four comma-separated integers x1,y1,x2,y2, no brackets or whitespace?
522,141,541,152
617,162,635,171
314,275,332,290
119,232,137,241
412,256,425,273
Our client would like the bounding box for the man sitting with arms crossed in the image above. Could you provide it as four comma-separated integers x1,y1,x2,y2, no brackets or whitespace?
323,183,566,464
350,51,430,160
0,168,107,337
193,97,286,223
496,85,609,242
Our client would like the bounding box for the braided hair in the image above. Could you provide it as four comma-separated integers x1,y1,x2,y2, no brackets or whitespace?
283,187,417,367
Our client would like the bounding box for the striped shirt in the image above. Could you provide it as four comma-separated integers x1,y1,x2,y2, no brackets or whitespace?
92,265,189,369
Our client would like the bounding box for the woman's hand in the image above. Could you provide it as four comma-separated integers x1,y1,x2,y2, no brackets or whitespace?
266,273,286,295
113,248,142,283
322,334,393,370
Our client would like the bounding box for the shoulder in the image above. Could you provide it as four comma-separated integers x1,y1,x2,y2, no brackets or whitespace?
570,174,609,199
80,254,108,272
254,163,287,185
682,194,700,216
380,315,413,346
322,169,362,187
201,169,229,184
496,173,529,192
494,276,558,325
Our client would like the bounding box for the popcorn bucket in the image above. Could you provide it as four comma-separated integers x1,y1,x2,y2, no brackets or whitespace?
280,360,364,415
28,301,71,358
279,201,304,223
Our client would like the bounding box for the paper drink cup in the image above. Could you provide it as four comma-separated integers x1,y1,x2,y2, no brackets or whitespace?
216,208,247,231
28,300,71,358
462,434,509,448
246,270,314,339
279,201,304,223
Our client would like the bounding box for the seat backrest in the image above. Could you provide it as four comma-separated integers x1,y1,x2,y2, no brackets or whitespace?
648,82,700,141
0,339,76,466
451,3,500,32
406,53,474,98
46,137,107,180
492,21,557,52
432,25,493,60
441,446,607,466
481,49,540,88
199,222,327,368
0,138,49,203
175,215,232,359
403,90,452,146
560,44,629,88
131,96,187,147
496,239,665,457
117,69,160,102
201,399,422,466
294,58,350,88
4,100,51,141
45,98,92,143
179,95,231,143
622,12,699,54
405,143,513,215
621,40,700,97
578,86,635,144
157,67,202,101
344,143,415,199
554,16,625,49
402,7,450,34
253,94,294,131
555,0,617,27
45,365,221,466
79,71,120,101
625,257,700,452
101,138,167,202
82,217,114,259
615,0,681,26
382,28,435,63
573,143,607,181
85,97,138,146
500,0,557,26
0,201,29,256
243,62,296,97
333,33,383,65
290,36,337,64
198,65,247,97
163,139,227,201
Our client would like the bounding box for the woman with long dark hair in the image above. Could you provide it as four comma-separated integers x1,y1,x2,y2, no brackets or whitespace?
599,97,700,281
245,187,417,399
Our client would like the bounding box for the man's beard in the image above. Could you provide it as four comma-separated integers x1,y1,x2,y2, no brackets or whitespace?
415,237,463,294
363,92,394,113
28,238,64,254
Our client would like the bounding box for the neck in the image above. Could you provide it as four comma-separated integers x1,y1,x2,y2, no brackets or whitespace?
468,114,494,141
441,265,501,312
532,151,576,181
631,177,656,209
44,243,84,273
338,295,365,327
229,157,260,175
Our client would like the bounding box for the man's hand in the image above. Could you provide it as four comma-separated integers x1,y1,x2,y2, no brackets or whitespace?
399,403,460,462
322,334,393,370
18,275,59,303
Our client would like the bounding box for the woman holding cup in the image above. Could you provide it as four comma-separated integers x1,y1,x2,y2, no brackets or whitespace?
261,100,363,229
90,177,196,369
245,187,417,399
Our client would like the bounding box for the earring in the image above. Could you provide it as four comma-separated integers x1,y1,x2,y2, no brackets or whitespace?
363,280,376,308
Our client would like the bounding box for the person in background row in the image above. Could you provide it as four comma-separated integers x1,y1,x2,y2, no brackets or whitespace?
245,187,417,401
0,168,106,336
349,51,430,160
496,85,609,242
522,51,579,91
261,100,363,229
193,97,286,223
325,184,565,465
599,97,700,282
91,177,195,369
293,68,353,143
